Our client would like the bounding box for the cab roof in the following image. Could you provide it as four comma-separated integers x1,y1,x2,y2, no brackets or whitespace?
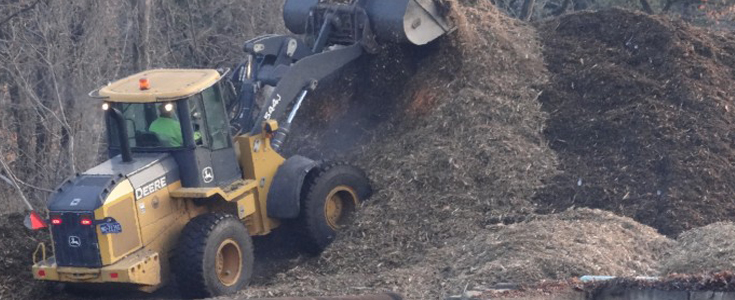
97,69,221,103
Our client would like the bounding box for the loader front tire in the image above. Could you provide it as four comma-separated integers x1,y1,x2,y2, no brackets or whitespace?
173,213,254,299
299,162,371,255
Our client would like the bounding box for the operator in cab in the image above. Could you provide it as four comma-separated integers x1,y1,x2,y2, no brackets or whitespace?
149,102,183,147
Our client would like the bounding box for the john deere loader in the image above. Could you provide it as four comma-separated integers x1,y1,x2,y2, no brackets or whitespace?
26,0,452,298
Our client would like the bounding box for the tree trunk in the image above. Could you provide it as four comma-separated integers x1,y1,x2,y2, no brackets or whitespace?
662,0,677,12
133,0,152,71
34,69,48,162
520,0,536,21
9,84,33,179
553,0,572,15
640,0,655,14
573,0,590,11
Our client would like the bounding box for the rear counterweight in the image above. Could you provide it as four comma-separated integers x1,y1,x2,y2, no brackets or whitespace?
50,212,102,268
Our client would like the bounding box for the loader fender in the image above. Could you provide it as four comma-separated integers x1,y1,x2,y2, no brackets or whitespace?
267,155,318,219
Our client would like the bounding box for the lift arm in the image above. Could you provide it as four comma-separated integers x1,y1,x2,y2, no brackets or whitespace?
228,0,452,150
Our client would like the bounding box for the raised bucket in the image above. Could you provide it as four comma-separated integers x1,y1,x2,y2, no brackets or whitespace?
283,0,452,46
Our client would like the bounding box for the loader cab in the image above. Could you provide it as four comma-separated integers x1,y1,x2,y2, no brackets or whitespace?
98,69,241,188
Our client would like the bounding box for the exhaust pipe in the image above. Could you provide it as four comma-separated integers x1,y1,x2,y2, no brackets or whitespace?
107,107,133,163
247,293,403,300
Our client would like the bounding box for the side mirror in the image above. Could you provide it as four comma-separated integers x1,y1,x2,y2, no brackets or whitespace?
24,210,47,230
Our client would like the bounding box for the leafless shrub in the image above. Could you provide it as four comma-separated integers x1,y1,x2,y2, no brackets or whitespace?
0,0,284,213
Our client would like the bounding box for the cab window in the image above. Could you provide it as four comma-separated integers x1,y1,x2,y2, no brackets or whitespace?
200,84,230,150
188,96,206,146
108,102,185,150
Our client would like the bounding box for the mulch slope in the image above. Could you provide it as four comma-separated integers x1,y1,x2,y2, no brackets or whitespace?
0,213,49,300
534,9,735,236
238,3,673,299
442,209,672,287
662,222,735,274
236,209,671,299
586,272,735,293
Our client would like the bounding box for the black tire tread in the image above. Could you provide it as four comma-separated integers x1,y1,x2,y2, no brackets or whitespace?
299,161,371,254
173,213,253,299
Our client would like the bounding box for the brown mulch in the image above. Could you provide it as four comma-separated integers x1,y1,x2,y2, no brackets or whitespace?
586,271,735,293
235,209,672,299
662,222,735,274
534,9,735,236
441,209,673,287
237,3,675,300
0,213,49,300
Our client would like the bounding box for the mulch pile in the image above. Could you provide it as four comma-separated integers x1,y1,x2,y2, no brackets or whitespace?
239,209,671,299
239,3,674,299
246,2,735,299
534,9,735,236
0,213,49,300
662,222,735,274
441,209,672,287
586,272,735,293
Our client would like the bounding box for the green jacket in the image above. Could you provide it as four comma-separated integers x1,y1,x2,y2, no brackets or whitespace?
149,117,183,147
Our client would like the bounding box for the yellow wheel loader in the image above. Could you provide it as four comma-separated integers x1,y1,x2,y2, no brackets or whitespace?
27,0,451,298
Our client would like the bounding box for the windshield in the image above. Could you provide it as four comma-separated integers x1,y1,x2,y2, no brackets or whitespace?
108,102,185,150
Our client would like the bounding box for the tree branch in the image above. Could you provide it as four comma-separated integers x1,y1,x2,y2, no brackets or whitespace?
553,0,572,15
520,0,537,20
0,151,34,211
0,0,43,27
0,170,54,193
662,0,678,12
640,0,655,14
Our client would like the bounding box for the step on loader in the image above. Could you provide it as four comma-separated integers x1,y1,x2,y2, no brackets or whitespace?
26,0,452,298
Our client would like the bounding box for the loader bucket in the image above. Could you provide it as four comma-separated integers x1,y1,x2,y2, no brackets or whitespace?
364,0,452,45
283,0,318,35
283,0,452,46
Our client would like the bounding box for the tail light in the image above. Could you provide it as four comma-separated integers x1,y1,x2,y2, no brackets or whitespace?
80,218,93,226
50,217,62,225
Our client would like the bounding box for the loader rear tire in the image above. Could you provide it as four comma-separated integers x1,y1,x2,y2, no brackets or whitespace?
299,162,372,255
173,213,254,299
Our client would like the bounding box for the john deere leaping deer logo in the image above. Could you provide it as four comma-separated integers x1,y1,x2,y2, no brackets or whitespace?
202,167,214,183
68,236,81,248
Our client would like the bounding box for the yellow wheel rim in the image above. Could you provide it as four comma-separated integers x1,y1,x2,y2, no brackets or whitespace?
324,185,358,230
215,239,242,287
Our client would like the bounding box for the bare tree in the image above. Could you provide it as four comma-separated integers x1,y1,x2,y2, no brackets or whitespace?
133,0,153,71
640,0,655,14
0,0,287,214
520,0,536,20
